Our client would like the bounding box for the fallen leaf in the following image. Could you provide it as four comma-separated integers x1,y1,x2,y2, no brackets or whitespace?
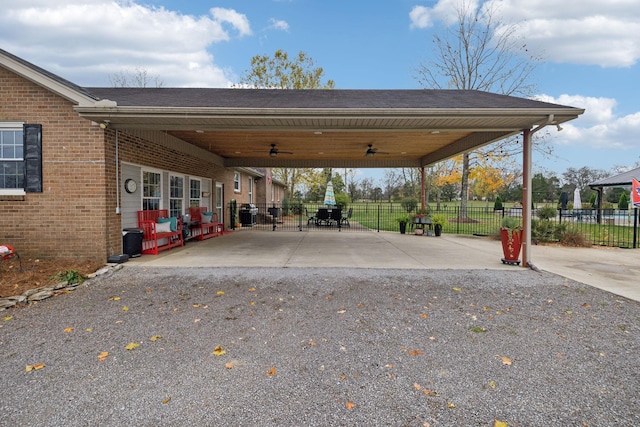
64,327,73,333
86,328,93,332
25,363,45,372
146,288,152,294
192,304,202,308
249,301,255,306
337,309,347,314
452,287,461,292
162,397,171,404
109,296,121,301
125,342,139,351
500,356,512,366
266,367,277,376
420,313,428,319
494,421,508,427
2,316,13,321
225,362,234,369
212,345,226,356
408,349,424,356
150,335,162,342
194,318,201,323
423,389,437,396
414,383,422,390
489,381,496,389
98,351,109,362
122,306,129,312
216,291,225,295
309,340,316,346
447,402,456,408
345,401,355,410
339,374,347,380
248,287,256,292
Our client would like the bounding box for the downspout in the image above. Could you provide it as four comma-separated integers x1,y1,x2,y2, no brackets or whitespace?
115,129,120,214
522,114,555,269
421,167,426,212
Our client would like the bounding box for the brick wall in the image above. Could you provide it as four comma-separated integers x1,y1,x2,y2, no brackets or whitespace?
0,67,110,262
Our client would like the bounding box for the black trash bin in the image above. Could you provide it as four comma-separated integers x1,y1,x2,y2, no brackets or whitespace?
122,228,143,257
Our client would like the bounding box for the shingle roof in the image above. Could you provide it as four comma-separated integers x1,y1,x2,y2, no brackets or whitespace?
84,87,572,110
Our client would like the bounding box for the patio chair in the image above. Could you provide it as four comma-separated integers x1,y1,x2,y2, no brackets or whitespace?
340,207,352,228
305,208,316,226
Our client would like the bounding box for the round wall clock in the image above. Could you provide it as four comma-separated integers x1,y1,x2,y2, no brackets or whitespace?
124,178,137,194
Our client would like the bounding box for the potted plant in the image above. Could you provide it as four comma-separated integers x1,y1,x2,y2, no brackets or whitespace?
431,214,447,236
395,214,410,234
500,216,523,265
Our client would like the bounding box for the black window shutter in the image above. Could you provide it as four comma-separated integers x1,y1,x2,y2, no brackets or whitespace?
23,124,43,193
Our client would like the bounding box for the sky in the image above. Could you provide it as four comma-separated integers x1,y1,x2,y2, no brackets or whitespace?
1,0,639,185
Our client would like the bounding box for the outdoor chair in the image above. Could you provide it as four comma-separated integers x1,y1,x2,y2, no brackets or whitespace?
305,208,316,226
340,207,352,227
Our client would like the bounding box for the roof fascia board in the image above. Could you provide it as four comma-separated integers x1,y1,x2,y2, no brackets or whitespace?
0,54,97,107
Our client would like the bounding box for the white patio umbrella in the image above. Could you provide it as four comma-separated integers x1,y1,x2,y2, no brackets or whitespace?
323,181,336,206
573,187,582,209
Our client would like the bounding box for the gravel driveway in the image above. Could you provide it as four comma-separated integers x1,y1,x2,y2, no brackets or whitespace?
1,266,639,426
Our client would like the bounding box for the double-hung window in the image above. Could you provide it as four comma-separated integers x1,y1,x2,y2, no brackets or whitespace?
142,170,161,210
234,172,241,192
0,123,24,192
169,175,184,217
189,179,201,207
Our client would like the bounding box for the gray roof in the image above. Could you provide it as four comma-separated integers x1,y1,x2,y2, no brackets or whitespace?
84,87,573,110
589,167,640,188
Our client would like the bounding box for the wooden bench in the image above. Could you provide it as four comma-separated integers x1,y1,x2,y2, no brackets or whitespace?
188,207,221,240
137,209,183,255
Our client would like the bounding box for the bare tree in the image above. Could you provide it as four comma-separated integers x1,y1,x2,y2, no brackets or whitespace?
415,0,539,218
109,67,164,88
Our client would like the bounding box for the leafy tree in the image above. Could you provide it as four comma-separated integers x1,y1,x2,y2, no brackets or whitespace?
415,0,539,218
235,49,335,89
235,49,334,198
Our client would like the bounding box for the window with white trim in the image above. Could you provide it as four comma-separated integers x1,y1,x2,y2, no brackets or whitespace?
169,174,184,217
189,178,201,207
0,124,24,190
234,171,241,192
248,177,253,203
142,170,161,210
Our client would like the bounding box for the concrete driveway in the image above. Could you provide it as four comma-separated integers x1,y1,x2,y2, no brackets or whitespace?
129,230,640,302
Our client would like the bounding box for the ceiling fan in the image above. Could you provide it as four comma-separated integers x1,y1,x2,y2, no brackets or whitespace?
365,144,389,157
269,144,293,157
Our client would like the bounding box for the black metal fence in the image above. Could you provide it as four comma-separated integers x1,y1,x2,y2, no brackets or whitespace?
227,202,639,248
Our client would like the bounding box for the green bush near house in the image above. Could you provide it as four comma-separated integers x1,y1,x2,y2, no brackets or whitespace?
619,193,628,210
493,196,503,210
536,206,557,221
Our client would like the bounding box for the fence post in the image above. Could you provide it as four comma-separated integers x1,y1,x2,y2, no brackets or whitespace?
634,208,638,249
377,204,381,232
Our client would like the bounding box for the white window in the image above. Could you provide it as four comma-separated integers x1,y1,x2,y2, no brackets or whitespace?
0,123,24,190
190,178,201,207
234,172,241,192
142,170,161,210
169,175,184,217
248,177,253,203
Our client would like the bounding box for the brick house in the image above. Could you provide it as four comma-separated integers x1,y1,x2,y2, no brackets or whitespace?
2,49,584,266
0,49,284,262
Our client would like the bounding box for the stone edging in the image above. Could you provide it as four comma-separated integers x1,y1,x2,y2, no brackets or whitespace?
0,264,125,311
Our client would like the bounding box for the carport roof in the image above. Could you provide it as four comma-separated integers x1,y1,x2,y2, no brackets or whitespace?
589,166,640,188
77,88,584,169
0,48,584,169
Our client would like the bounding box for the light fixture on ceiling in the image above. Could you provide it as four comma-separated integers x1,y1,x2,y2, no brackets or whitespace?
196,130,205,133
365,144,389,157
269,144,293,157
99,120,110,129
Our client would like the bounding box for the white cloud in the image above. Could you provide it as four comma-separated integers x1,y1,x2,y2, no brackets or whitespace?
0,1,252,87
268,18,290,32
536,94,640,151
411,0,640,67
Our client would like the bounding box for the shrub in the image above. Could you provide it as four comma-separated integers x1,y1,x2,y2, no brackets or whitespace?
619,193,628,210
558,229,590,247
536,206,557,221
494,196,503,210
400,197,418,213
531,219,556,242
335,193,350,210
52,269,86,285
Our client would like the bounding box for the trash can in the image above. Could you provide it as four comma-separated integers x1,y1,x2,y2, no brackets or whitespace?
122,228,143,257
